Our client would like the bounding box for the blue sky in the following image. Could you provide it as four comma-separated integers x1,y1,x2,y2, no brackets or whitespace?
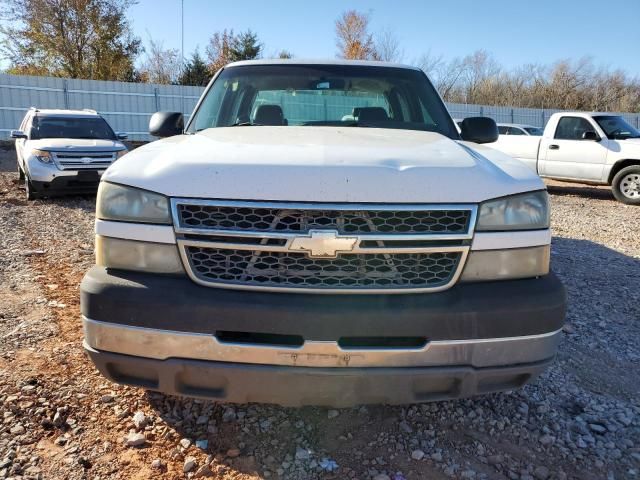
130,0,640,74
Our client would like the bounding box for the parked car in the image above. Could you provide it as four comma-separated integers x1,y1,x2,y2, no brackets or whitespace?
81,60,566,407
490,112,640,204
11,108,128,200
497,123,544,136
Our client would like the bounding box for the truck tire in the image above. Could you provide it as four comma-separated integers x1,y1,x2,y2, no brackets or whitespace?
612,165,640,205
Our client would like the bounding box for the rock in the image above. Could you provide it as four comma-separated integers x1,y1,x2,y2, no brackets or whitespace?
194,464,214,477
124,432,146,447
180,438,192,449
222,408,236,423
327,409,339,419
431,452,443,462
52,411,65,427
589,423,607,434
9,425,25,435
411,450,425,460
226,448,241,458
295,447,311,460
195,439,208,450
183,456,197,473
487,454,504,465
399,421,413,433
99,394,114,403
373,475,391,480
151,459,163,469
562,323,575,334
461,471,476,479
196,415,209,425
539,434,555,446
132,411,147,429
534,466,550,480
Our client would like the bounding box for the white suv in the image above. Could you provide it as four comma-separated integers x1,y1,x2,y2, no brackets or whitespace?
11,108,128,200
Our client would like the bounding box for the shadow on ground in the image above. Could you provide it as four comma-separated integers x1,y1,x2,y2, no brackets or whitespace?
546,182,614,201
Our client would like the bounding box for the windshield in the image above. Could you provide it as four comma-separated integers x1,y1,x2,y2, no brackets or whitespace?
593,115,640,139
524,127,544,136
187,64,458,138
30,116,116,140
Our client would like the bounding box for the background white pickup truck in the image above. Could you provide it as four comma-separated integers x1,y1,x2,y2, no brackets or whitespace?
489,112,640,204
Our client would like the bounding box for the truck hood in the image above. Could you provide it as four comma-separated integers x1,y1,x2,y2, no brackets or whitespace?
103,127,544,203
28,138,126,151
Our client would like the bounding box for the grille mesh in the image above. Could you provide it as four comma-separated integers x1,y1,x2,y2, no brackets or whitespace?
177,205,470,235
185,247,461,289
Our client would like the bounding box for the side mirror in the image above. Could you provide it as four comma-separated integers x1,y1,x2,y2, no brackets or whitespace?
149,112,184,138
582,131,600,141
116,132,128,140
10,130,27,139
459,117,499,144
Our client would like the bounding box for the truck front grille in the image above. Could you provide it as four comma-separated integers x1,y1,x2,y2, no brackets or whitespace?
172,199,477,294
52,151,116,170
177,204,471,235
185,247,462,289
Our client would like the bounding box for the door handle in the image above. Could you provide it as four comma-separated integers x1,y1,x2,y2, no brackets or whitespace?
549,144,559,150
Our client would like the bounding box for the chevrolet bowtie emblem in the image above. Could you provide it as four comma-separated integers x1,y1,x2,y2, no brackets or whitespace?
289,229,357,258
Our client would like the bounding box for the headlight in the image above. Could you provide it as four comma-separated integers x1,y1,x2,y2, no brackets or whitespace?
32,149,53,163
476,191,549,231
115,149,128,159
460,246,550,282
97,182,171,224
95,236,184,274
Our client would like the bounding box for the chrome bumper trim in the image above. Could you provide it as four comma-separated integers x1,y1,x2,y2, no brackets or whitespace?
83,317,561,368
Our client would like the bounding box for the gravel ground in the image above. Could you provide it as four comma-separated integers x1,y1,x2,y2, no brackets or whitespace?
0,148,638,480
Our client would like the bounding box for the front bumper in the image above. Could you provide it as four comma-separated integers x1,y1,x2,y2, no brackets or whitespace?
85,345,554,407
30,170,103,195
80,267,566,406
26,158,104,195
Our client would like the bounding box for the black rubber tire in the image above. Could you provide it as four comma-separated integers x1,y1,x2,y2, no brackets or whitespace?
612,165,640,205
25,176,38,201
17,161,25,182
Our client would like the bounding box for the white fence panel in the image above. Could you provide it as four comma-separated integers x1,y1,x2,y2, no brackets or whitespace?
1,73,639,140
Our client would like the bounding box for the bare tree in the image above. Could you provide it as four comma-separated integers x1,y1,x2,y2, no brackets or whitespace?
416,49,640,113
139,37,181,84
417,52,467,101
335,10,378,60
375,28,403,62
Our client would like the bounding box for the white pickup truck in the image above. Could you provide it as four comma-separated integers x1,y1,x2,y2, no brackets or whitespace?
81,60,566,407
490,112,640,204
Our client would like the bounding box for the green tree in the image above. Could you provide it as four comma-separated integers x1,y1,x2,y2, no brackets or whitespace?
229,30,262,62
178,50,210,86
0,0,141,81
206,29,262,73
277,50,294,59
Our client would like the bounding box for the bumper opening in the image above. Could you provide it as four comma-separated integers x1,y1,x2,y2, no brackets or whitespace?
216,331,304,348
338,336,428,349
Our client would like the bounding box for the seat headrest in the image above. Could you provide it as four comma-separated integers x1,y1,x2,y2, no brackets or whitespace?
254,105,286,126
356,107,389,123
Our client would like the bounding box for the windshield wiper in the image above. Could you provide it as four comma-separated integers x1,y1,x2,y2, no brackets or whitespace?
230,121,253,127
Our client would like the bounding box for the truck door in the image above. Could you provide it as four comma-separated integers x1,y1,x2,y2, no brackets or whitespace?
539,116,607,181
